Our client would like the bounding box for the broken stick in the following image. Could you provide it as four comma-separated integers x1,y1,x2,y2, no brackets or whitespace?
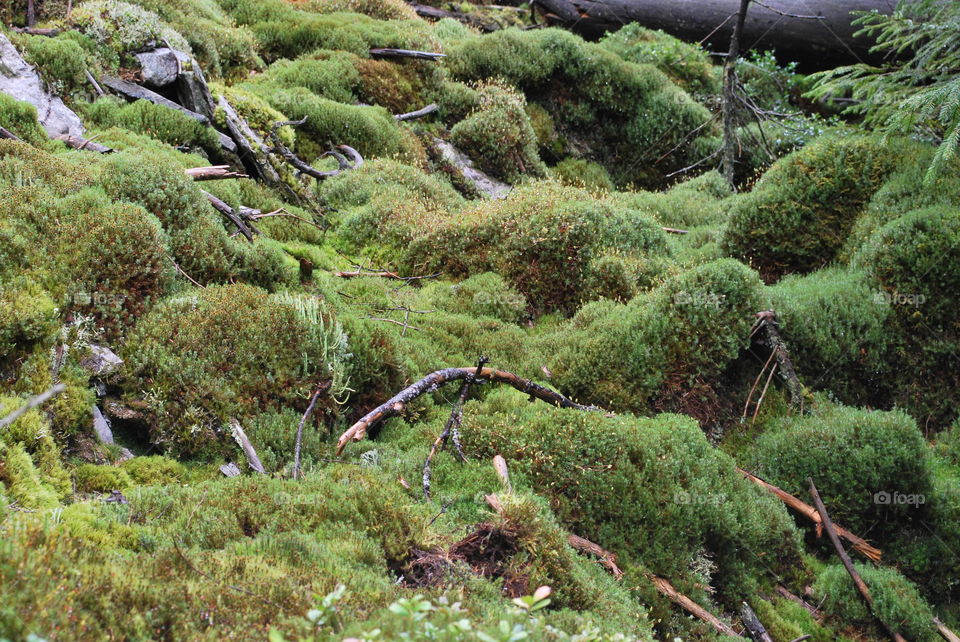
649,575,744,638
740,602,774,642
185,165,248,181
336,366,599,454
808,479,906,642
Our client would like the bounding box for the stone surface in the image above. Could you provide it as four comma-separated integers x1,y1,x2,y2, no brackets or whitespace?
0,33,83,138
134,47,181,87
82,344,124,376
92,405,114,445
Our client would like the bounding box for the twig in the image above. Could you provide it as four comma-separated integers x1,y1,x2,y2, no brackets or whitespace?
0,384,66,429
661,227,690,235
568,534,624,579
369,48,445,61
292,383,328,479
808,479,906,642
366,317,423,332
751,0,825,20
337,366,600,454
201,190,255,242
84,69,105,97
649,575,744,638
172,260,204,288
395,103,439,121
423,356,487,499
751,361,778,423
743,347,778,419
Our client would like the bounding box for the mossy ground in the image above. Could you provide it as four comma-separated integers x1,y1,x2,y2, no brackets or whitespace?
1,0,959,640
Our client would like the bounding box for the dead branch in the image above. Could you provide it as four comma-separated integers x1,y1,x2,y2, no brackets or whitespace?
935,618,960,642
335,270,440,282
229,419,265,474
267,117,363,179
366,316,423,332
775,585,821,619
184,165,248,180
423,357,487,499
85,69,105,97
568,534,624,579
808,479,906,642
292,383,328,480
741,602,773,642
55,134,113,153
172,260,204,288
662,227,690,234
337,367,599,454
370,47,446,61
493,454,511,491
201,190,256,242
649,575,744,638
0,384,66,429
751,310,805,408
395,103,439,121
0,126,21,141
12,26,59,36
738,468,881,561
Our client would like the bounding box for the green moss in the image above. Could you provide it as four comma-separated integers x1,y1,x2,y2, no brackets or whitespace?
0,276,58,359
551,158,614,192
450,82,545,184
599,24,720,97
721,135,909,281
79,97,221,152
423,272,528,324
813,563,938,641
74,464,133,494
0,400,70,508
69,0,190,55
121,284,351,456
120,455,187,485
750,403,932,536
0,443,60,509
0,94,50,147
12,32,91,98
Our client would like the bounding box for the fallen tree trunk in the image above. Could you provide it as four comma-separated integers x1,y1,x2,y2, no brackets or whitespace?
55,134,113,153
530,0,895,68
336,367,599,453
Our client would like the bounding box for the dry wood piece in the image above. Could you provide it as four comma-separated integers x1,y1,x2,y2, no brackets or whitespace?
335,270,438,282
740,601,773,642
55,133,113,153
395,103,439,121
12,26,59,36
268,117,363,180
229,419,265,474
201,190,256,242
370,47,446,61
775,585,820,619
649,575,744,638
662,227,690,235
808,479,906,642
738,468,881,561
751,310,805,408
0,384,66,429
935,618,960,642
337,366,599,454
492,454,511,491
184,165,248,180
292,383,328,480
0,126,21,141
568,534,624,579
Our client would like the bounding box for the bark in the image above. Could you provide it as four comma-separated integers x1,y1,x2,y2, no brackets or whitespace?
184,165,248,180
369,48,446,61
752,310,805,409
568,534,624,579
230,419,265,474
530,0,894,68
740,601,774,642
201,190,256,242
649,575,744,638
723,0,750,189
55,134,113,153
808,479,906,642
336,367,599,454
738,468,882,561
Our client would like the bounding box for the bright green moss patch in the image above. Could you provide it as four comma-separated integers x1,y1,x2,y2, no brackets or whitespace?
0,94,50,147
120,455,187,485
79,97,221,151
73,463,133,494
69,0,190,55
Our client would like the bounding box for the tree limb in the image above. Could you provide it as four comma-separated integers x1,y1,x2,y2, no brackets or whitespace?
0,385,67,429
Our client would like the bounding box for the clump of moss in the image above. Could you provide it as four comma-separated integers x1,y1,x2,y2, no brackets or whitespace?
551,158,614,192
450,82,545,184
599,23,720,97
120,455,187,485
813,563,937,641
423,272,529,324
0,94,50,147
74,464,133,494
0,276,58,359
12,32,92,98
0,139,91,193
0,400,71,508
750,403,932,536
69,0,190,55
79,97,221,152
121,284,351,456
721,135,907,281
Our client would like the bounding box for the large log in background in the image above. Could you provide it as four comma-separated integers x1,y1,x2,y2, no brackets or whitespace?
531,0,900,68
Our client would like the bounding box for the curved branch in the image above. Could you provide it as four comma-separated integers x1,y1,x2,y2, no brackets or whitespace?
336,367,599,454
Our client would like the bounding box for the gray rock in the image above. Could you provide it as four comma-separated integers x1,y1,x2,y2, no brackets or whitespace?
433,137,511,200
92,405,114,445
0,33,83,138
82,344,124,376
134,47,182,87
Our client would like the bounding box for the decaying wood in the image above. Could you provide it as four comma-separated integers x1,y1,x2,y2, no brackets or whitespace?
751,310,805,408
649,575,744,638
568,534,624,579
369,47,445,61
662,227,690,235
493,454,511,491
55,133,113,153
423,357,486,499
775,585,820,619
337,367,599,454
229,419,265,474
808,479,907,642
395,103,439,121
0,384,66,429
0,126,21,141
740,601,774,642
292,384,326,480
12,26,59,37
102,76,209,124
184,165,248,181
216,96,286,184
85,69,105,97
935,618,960,642
201,190,256,242
268,117,363,180
738,468,882,562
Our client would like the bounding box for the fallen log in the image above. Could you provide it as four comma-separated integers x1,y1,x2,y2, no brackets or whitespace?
0,126,21,141
229,419,265,474
184,165,248,181
808,479,906,642
530,0,894,69
370,47,446,61
741,602,774,642
649,575,744,638
55,133,113,153
737,468,881,562
336,366,599,454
